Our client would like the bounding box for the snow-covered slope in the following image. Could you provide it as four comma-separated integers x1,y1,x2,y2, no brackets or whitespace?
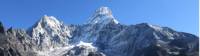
28,15,73,51
87,6,119,25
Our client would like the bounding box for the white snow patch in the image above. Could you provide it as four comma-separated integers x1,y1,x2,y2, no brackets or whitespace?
77,41,96,49
148,24,163,30
35,41,98,56
36,45,75,56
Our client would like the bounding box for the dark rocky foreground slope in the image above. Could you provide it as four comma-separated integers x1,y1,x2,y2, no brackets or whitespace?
0,7,198,56
0,22,36,56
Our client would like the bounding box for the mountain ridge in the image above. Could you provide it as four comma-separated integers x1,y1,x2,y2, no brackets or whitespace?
0,6,198,56
87,6,119,25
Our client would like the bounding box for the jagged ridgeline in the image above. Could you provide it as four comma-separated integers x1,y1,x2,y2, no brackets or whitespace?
0,7,199,56
0,21,36,56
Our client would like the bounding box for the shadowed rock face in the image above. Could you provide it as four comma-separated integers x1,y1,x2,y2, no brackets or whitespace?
90,23,199,56
0,21,36,56
0,22,4,33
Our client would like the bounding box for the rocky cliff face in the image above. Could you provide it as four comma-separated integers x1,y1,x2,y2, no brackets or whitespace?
0,23,36,56
0,7,198,56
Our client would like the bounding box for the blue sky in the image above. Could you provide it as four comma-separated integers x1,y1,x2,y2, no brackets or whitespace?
0,0,198,35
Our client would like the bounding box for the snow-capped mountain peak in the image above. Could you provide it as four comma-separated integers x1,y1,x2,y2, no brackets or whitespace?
28,15,72,51
95,6,112,16
87,6,119,24
39,15,62,28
